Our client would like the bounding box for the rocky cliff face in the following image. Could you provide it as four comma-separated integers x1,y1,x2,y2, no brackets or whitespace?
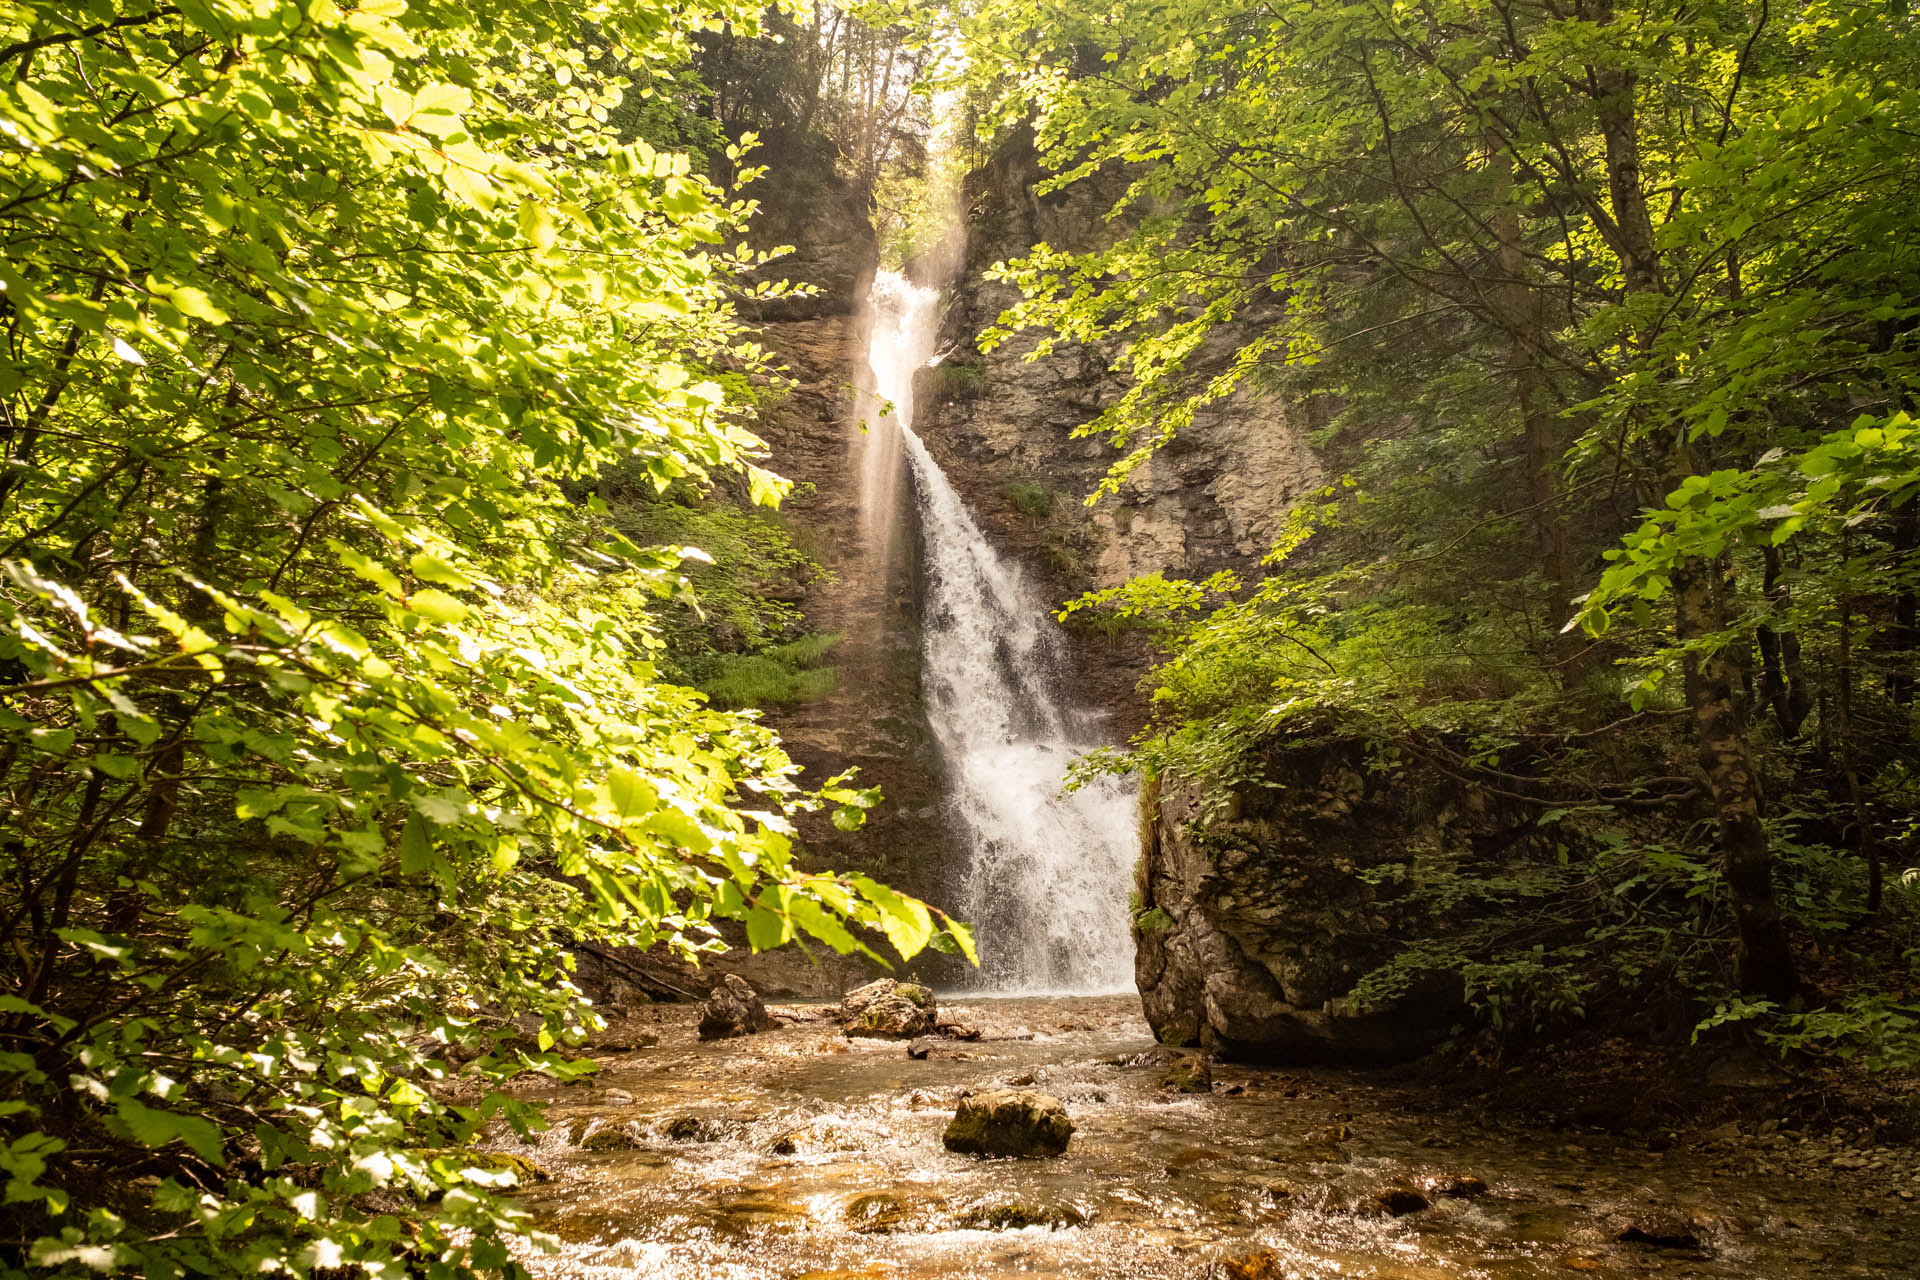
738,128,879,322
1133,739,1547,1063
912,128,1321,724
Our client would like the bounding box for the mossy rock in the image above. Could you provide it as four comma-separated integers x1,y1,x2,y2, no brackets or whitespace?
942,1089,1074,1158
577,1122,647,1152
1164,1053,1212,1093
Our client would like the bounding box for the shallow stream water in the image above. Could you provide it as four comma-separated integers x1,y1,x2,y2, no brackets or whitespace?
503,996,1917,1278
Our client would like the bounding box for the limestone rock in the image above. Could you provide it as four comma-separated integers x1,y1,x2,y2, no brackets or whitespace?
697,973,771,1041
838,979,937,1039
942,1089,1074,1158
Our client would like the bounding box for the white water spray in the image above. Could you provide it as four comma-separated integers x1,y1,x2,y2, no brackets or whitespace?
861,272,1138,994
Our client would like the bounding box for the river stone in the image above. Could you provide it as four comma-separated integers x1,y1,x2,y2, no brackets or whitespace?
953,1197,1091,1230
1611,1208,1703,1250
1164,1053,1211,1093
1418,1171,1490,1198
1373,1187,1431,1216
697,973,771,1041
577,1122,646,1152
942,1089,1074,1157
838,978,937,1039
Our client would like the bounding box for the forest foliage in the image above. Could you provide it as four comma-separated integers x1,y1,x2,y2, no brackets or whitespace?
0,0,971,1274
956,0,1920,1047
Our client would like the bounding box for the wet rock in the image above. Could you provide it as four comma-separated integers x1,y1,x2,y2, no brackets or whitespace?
1164,1053,1212,1093
942,1088,1075,1157
954,1197,1091,1230
1373,1187,1432,1216
1611,1208,1703,1250
1137,748,1553,1065
577,1122,646,1152
1216,1251,1281,1280
698,973,771,1041
907,1037,942,1059
769,1130,801,1155
604,978,652,1010
843,1192,927,1234
590,1029,659,1053
1417,1171,1490,1198
1007,1072,1037,1087
601,1088,635,1106
658,1115,727,1143
838,979,937,1039
939,1021,982,1041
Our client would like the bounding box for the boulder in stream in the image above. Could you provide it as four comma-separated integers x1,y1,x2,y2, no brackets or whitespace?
1164,1052,1212,1093
697,973,771,1041
838,978,937,1039
942,1088,1074,1157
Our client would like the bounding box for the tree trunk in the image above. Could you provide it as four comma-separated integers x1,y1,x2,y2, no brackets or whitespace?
1674,561,1800,998
1586,0,1798,997
1488,136,1579,667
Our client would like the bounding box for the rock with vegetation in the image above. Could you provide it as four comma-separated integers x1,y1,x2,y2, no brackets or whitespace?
577,1122,648,1153
839,978,938,1039
1164,1052,1212,1093
698,973,773,1041
1135,741,1539,1063
942,1089,1075,1157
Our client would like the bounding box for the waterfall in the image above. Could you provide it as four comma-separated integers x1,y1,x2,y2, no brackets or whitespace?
860,271,1138,994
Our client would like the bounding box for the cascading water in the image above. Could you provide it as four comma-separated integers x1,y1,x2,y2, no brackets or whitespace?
861,271,1138,994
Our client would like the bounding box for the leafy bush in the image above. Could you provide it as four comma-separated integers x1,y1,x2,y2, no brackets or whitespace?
1002,481,1057,519
928,358,987,400
695,634,843,708
0,1,969,1274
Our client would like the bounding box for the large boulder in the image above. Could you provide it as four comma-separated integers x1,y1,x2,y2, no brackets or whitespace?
1135,739,1560,1064
697,973,771,1041
838,978,937,1039
942,1089,1074,1157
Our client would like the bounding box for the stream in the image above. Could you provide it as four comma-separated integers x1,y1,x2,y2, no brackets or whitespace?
503,995,1918,1279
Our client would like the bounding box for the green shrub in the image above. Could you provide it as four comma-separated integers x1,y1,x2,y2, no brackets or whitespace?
696,634,841,708
930,358,987,400
1002,480,1057,519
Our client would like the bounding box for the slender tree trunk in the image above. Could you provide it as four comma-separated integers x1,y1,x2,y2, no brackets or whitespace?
1758,544,1814,738
1887,504,1918,719
1835,539,1884,914
1488,136,1579,671
1585,2,1798,996
1674,561,1800,997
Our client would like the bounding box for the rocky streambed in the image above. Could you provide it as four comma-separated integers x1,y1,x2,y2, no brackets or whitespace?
494,995,1918,1278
